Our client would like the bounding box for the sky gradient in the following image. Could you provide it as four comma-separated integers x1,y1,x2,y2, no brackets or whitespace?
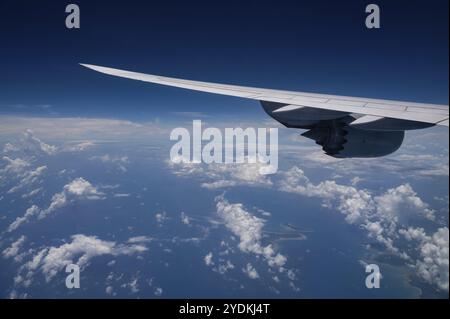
0,0,448,121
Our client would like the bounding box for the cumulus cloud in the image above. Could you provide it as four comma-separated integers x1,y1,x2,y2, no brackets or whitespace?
38,177,104,219
8,178,104,232
278,166,447,289
400,227,449,291
204,252,214,266
180,212,190,225
22,130,57,155
279,167,373,224
19,234,147,283
63,177,104,199
215,260,235,275
1,157,30,175
215,196,287,271
167,156,273,189
7,165,47,194
155,212,168,225
7,205,40,232
374,184,435,221
2,236,27,262
90,154,129,172
154,287,163,296
21,187,43,199
2,142,20,153
243,263,259,279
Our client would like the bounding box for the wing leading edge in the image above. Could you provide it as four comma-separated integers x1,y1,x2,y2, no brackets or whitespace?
80,63,449,127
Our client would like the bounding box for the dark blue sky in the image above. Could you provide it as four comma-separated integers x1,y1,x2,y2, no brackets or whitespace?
0,0,448,121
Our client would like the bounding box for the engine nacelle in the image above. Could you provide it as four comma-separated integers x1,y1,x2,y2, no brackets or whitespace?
302,125,405,158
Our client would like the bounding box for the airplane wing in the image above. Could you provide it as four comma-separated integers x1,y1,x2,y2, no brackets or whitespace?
80,63,449,158
80,63,449,127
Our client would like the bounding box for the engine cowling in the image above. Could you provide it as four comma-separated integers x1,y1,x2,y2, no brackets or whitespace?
301,125,404,158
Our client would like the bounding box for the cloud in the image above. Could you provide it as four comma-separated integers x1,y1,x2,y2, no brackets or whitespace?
167,156,273,189
113,193,130,198
63,177,104,199
277,166,446,289
22,130,57,155
0,116,169,140
215,196,287,271
279,127,449,180
279,167,373,224
39,177,104,219
155,212,168,225
215,260,235,275
127,236,154,244
1,157,30,175
400,227,449,291
90,154,129,172
154,287,163,296
2,143,20,153
180,212,190,225
8,205,40,232
374,184,435,221
2,236,27,262
21,187,43,199
204,252,214,266
8,178,104,231
242,263,259,279
62,141,95,152
20,234,147,282
122,277,140,293
7,165,47,194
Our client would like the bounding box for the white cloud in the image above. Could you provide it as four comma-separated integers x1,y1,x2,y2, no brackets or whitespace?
39,177,104,219
215,196,287,271
20,234,147,282
1,157,30,174
127,236,154,244
21,187,43,199
279,167,373,224
242,263,259,279
63,177,104,199
105,286,114,295
350,176,364,186
374,184,435,221
63,141,95,152
278,166,446,290
90,154,129,172
167,157,273,189
8,205,40,232
217,260,235,274
122,277,140,293
2,142,20,153
7,165,47,194
8,178,104,232
155,212,168,224
154,287,163,296
180,212,190,225
400,227,449,291
2,236,26,262
0,116,169,140
22,129,57,155
113,193,130,198
204,252,214,266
